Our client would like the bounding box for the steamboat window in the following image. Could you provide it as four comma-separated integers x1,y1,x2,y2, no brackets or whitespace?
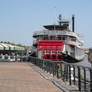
50,36,55,40
43,36,48,40
52,55,56,59
47,55,50,59
58,55,62,59
62,37,65,40
69,36,76,41
58,36,61,40
71,38,76,41
0,55,2,59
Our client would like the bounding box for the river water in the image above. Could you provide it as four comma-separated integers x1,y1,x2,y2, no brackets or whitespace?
76,55,92,68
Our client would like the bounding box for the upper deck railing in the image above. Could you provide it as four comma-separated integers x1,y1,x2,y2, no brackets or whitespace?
33,30,83,43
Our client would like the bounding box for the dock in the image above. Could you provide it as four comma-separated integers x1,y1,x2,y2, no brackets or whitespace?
0,56,92,92
0,62,62,92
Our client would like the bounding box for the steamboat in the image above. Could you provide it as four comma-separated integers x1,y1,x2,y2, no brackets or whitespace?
30,15,85,63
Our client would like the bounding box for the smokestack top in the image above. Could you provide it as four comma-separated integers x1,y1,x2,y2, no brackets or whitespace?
72,15,75,32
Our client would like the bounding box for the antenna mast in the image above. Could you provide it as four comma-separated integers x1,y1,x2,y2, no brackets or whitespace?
58,14,62,25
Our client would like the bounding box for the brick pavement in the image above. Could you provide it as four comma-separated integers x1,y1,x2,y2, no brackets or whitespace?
0,62,62,92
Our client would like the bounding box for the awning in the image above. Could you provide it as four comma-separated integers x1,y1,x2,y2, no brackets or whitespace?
14,46,25,51
5,44,15,50
0,43,8,50
0,43,25,51
0,44,4,50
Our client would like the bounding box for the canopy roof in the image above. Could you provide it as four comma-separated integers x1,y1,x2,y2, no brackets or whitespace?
44,24,69,30
0,43,25,51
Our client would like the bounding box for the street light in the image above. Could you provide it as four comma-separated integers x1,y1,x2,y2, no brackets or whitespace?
88,48,92,68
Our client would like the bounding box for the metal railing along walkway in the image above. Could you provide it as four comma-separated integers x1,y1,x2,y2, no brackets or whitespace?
28,56,92,92
0,56,92,92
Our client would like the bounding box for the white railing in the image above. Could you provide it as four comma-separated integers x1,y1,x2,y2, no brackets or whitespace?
65,40,80,47
33,30,84,43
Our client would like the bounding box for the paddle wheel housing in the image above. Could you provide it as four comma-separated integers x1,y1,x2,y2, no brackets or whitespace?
38,41,64,61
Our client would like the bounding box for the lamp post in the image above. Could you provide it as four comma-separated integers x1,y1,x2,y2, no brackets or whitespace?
88,48,92,68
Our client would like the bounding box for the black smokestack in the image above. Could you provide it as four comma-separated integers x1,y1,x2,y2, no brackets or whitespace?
72,15,75,32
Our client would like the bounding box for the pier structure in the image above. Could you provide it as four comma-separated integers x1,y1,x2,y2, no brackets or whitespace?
0,62,62,92
0,56,92,92
0,42,26,62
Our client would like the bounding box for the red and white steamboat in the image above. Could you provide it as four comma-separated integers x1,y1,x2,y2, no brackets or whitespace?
31,15,85,63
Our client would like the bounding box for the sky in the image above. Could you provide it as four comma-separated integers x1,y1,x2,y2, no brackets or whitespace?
0,0,92,48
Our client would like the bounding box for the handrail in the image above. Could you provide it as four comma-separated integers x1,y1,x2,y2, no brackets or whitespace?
29,56,92,70
0,55,92,92
28,56,92,92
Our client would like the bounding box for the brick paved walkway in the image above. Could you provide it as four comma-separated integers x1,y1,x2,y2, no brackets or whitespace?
0,62,62,92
